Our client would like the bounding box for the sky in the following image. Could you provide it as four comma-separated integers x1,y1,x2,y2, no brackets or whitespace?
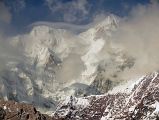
0,0,152,34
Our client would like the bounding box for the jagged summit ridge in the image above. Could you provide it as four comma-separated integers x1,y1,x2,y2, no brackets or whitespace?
79,15,118,42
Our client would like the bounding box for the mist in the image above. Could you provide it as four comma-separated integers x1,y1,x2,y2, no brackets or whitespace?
55,53,85,84
0,37,25,72
111,2,159,78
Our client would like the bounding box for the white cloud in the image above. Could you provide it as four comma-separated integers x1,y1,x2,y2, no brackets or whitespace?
30,21,92,34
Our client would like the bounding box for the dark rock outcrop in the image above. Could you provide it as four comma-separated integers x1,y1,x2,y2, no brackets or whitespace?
0,100,52,120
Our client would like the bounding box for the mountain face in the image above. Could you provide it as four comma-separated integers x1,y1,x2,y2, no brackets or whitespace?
52,72,159,120
0,15,135,114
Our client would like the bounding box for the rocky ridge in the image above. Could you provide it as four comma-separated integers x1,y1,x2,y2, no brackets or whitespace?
52,72,159,120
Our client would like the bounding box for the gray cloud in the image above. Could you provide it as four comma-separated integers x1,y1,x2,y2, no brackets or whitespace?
0,1,12,24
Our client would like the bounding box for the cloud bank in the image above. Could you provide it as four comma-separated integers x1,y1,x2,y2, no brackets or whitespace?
0,1,11,24
112,2,159,78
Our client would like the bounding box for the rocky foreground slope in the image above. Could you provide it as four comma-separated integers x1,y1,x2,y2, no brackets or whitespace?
0,100,52,120
52,72,159,120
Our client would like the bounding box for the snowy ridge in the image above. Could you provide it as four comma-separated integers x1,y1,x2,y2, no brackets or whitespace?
52,72,159,120
108,76,144,94
79,15,119,84
0,15,135,114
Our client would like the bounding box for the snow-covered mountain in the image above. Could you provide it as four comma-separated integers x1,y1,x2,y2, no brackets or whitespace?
52,72,159,120
0,15,135,114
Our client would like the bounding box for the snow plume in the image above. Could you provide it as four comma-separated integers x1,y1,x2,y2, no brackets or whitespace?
112,2,159,78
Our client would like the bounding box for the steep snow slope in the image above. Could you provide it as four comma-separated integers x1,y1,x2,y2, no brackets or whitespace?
79,15,118,84
78,15,134,94
53,72,159,120
0,15,135,114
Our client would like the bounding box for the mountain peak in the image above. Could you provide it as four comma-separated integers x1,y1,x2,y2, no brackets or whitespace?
95,14,118,30
79,14,119,41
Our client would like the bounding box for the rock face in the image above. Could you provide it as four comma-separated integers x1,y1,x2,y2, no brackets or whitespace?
0,107,6,119
52,72,159,120
0,100,52,120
